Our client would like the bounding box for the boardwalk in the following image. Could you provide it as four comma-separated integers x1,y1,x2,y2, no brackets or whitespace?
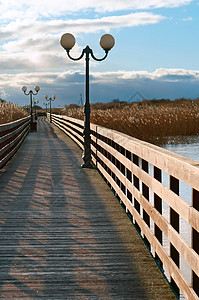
0,119,176,299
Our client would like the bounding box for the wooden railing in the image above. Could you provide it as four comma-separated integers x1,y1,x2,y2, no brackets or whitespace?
0,117,30,169
52,114,199,300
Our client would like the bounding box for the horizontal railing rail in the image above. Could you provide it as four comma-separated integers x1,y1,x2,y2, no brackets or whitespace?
0,117,30,169
52,113,199,300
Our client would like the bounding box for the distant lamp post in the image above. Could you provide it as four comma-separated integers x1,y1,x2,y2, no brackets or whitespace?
60,33,115,168
45,95,56,122
43,101,48,115
35,100,39,119
22,86,40,123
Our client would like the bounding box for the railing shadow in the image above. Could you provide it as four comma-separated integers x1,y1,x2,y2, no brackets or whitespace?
0,118,150,299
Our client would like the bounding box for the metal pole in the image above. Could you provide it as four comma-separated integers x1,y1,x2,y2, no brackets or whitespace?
34,100,36,119
82,47,92,168
50,98,52,122
30,91,33,123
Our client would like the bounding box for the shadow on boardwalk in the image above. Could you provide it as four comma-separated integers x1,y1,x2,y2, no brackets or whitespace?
0,119,176,299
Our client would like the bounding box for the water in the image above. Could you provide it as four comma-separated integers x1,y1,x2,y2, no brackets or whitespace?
163,135,199,206
164,135,199,162
162,136,199,298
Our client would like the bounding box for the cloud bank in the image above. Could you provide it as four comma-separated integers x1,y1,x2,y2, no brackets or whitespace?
1,68,198,106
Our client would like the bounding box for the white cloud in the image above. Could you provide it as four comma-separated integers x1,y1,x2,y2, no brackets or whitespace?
182,17,193,21
0,1,192,74
1,12,164,41
92,68,199,82
153,68,199,80
0,0,193,20
0,12,165,72
84,0,193,12
0,89,10,99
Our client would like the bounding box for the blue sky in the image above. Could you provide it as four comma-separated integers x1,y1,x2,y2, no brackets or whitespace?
0,0,199,107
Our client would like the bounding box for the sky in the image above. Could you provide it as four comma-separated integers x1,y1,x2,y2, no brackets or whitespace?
0,0,199,107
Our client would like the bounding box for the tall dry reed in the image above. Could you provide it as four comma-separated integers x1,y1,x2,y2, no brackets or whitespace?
0,102,28,124
61,99,199,145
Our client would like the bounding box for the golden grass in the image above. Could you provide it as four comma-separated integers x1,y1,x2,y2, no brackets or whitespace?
60,98,199,145
0,102,29,124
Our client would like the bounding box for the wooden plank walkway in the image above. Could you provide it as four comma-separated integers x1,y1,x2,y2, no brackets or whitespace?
0,118,176,299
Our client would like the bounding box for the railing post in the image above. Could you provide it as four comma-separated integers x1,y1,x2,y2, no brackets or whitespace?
154,166,163,268
192,188,199,296
142,159,150,250
133,154,141,233
170,175,180,296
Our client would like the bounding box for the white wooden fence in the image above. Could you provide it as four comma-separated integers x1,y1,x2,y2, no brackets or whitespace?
51,114,199,300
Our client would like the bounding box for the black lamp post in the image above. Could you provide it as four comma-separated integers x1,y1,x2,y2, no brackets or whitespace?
45,95,56,122
43,101,49,116
22,86,40,123
33,99,39,120
60,33,115,168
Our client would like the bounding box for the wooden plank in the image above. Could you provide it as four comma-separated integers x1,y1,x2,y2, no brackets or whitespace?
0,127,29,169
170,176,180,295
52,117,84,141
52,119,84,149
0,118,176,300
192,188,199,296
96,150,199,278
98,165,198,299
51,114,199,299
154,166,163,267
0,117,30,133
94,123,199,191
0,120,29,145
94,138,198,229
96,145,199,231
0,125,29,157
142,159,150,249
53,114,84,127
53,114,199,191
53,116,84,135
97,139,199,232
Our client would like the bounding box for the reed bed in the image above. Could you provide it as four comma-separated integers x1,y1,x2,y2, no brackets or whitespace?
0,102,28,124
60,99,199,145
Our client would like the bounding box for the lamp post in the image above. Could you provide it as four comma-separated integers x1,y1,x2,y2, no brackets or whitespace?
60,33,115,168
43,101,48,115
22,86,40,123
45,95,56,122
34,100,39,119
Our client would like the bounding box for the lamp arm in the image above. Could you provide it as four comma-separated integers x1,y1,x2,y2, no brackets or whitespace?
90,49,109,62
66,49,85,61
23,90,38,96
24,91,31,96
